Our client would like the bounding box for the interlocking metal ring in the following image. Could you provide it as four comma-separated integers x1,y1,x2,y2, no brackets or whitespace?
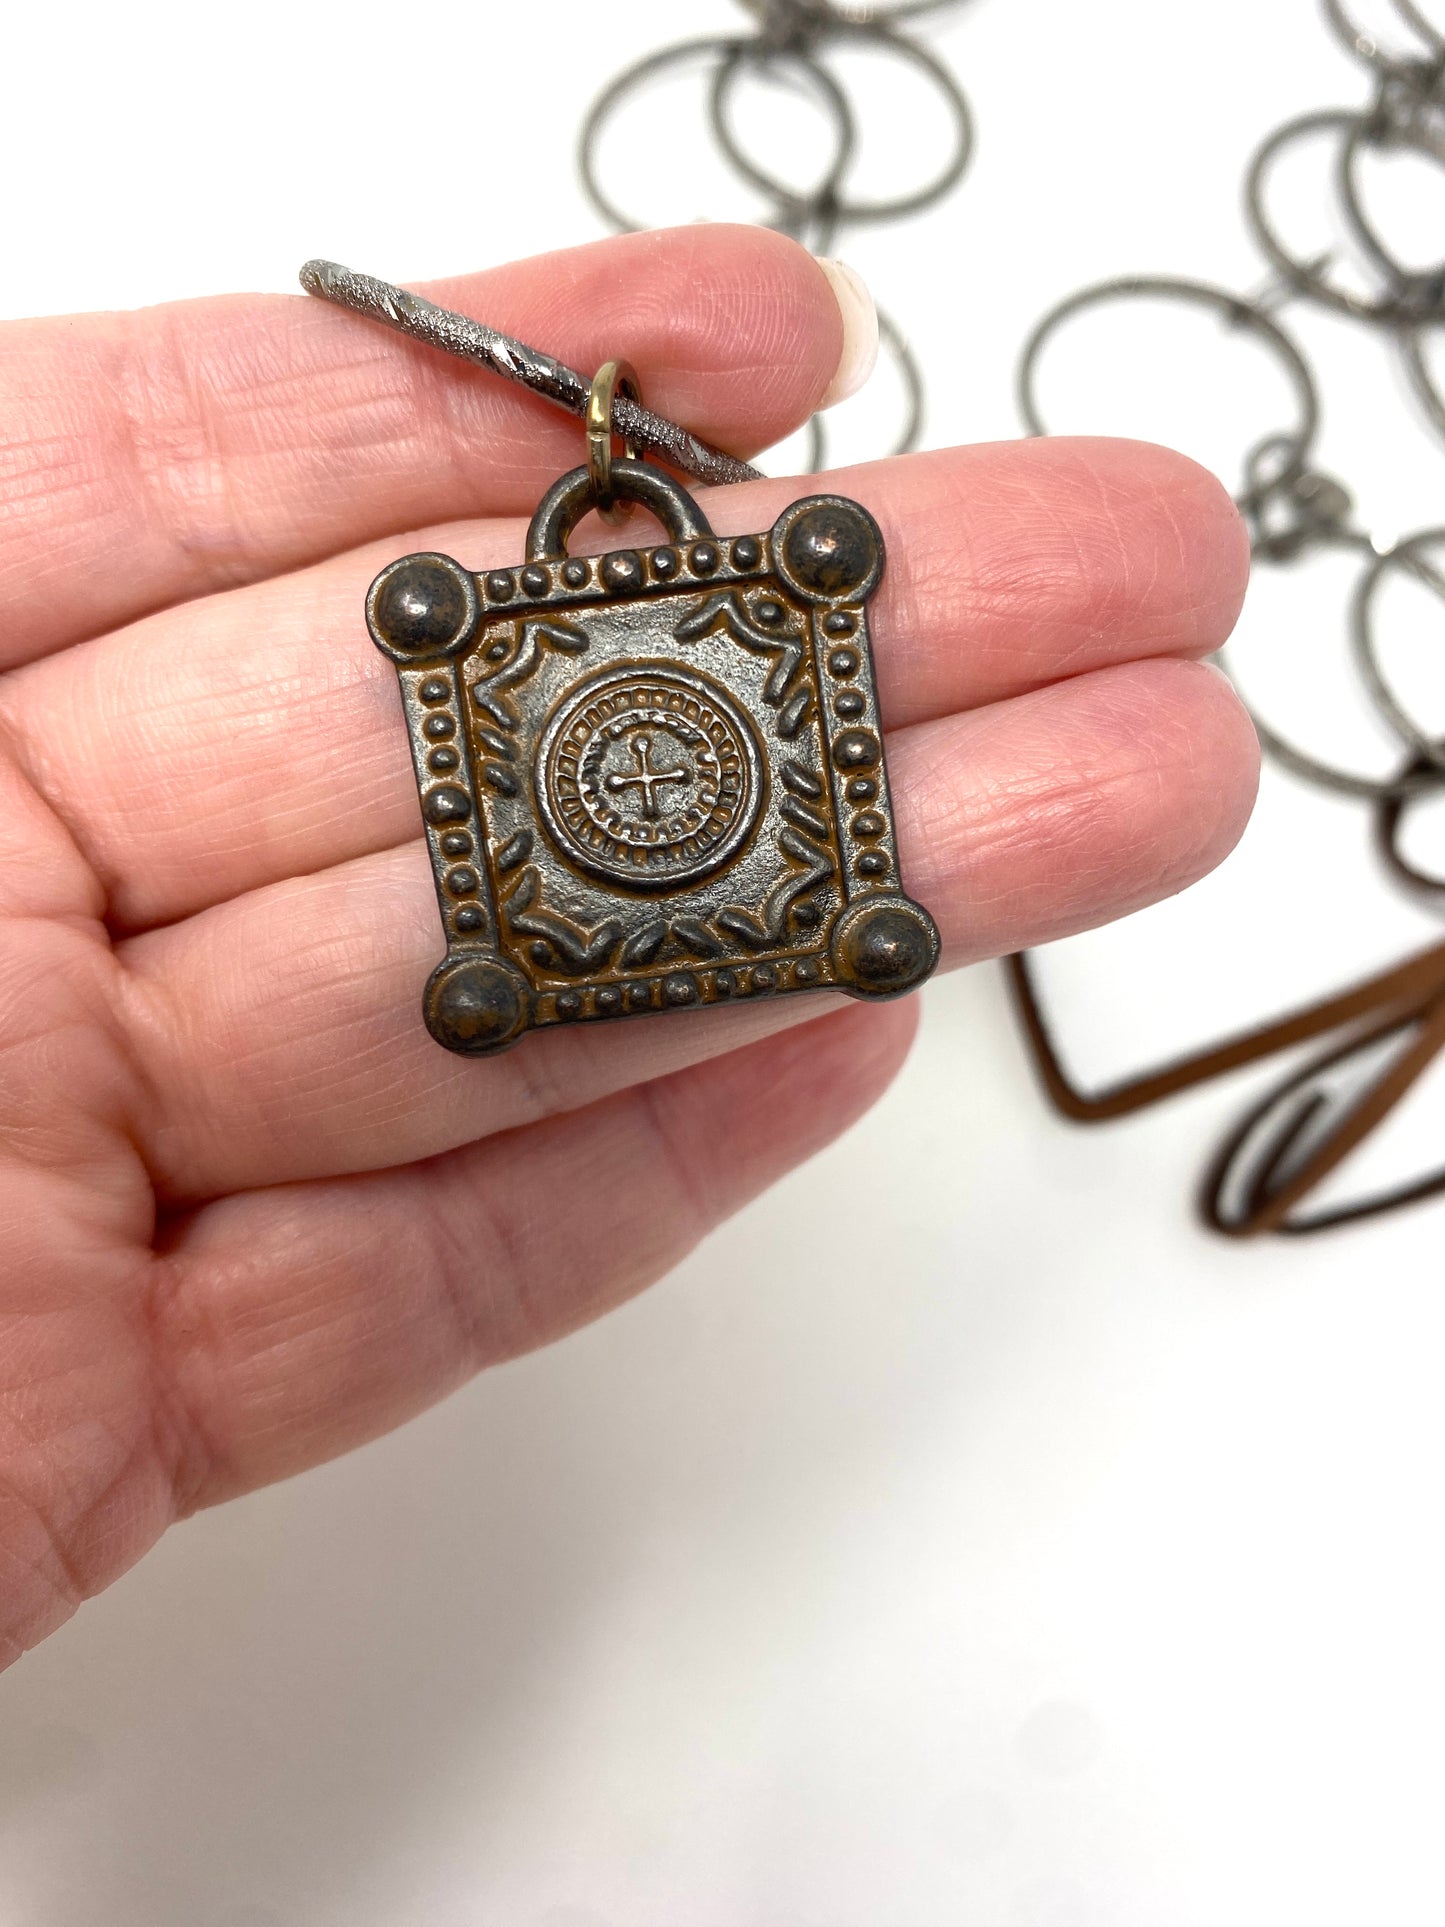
1017,274,1322,510
1322,0,1445,77
1378,750,1445,891
1248,108,1411,325
586,359,643,527
577,36,852,236
718,16,974,228
1402,322,1445,435
705,39,858,247
1352,526,1445,769
578,4,971,471
1337,100,1445,317
1016,275,1445,801
739,0,964,30
1236,529,1445,803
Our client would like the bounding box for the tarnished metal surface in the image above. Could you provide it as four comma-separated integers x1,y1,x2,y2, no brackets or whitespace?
300,261,762,490
367,460,938,1056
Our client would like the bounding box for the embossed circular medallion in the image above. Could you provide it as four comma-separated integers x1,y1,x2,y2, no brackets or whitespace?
536,666,763,889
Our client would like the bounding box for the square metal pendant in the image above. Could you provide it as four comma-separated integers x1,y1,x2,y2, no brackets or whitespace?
367,467,939,1055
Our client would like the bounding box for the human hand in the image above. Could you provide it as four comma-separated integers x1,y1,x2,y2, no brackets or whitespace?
0,226,1255,1665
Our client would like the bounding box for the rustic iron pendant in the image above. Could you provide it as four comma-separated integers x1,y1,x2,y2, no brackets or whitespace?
367,458,938,1055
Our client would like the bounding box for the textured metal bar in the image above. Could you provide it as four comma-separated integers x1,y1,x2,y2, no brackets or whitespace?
299,260,764,490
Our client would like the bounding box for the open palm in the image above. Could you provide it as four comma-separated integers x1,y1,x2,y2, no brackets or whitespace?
0,226,1255,1667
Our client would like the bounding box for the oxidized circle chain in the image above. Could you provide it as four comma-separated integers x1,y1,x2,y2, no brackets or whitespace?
578,0,974,466
1011,0,1445,1236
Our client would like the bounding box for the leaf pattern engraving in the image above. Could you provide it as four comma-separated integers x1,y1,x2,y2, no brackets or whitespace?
673,591,806,707
502,866,624,976
471,617,589,731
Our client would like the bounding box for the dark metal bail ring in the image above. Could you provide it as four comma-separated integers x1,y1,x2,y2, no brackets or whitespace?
526,459,715,561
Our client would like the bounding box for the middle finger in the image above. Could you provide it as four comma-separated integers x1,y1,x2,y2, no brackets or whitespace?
1,437,1246,933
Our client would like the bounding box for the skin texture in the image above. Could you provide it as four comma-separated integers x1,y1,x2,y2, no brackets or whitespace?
0,224,1258,1668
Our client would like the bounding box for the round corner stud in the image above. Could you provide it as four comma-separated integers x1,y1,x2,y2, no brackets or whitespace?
367,554,481,664
424,956,530,1056
772,497,884,604
830,899,940,999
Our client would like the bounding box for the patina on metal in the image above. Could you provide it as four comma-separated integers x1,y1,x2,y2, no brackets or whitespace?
299,260,762,491
367,457,938,1057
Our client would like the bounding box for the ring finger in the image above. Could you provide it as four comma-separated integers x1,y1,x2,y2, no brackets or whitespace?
119,653,1258,1202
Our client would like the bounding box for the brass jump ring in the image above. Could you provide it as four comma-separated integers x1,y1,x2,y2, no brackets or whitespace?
587,359,643,527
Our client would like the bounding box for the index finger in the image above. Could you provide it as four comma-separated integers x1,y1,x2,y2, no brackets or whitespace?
0,226,856,667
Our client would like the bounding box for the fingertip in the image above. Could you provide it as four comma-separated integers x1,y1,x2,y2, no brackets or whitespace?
815,257,879,408
1064,436,1253,649
988,436,1252,661
1059,652,1261,900
1121,436,1252,632
1154,653,1262,874
893,651,1263,961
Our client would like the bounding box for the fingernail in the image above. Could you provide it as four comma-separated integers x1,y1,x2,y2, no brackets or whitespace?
816,258,879,409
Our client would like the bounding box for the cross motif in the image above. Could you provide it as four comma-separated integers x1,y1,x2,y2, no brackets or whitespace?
605,733,692,818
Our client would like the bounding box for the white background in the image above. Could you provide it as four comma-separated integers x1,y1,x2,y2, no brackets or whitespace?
4,1,1445,1922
